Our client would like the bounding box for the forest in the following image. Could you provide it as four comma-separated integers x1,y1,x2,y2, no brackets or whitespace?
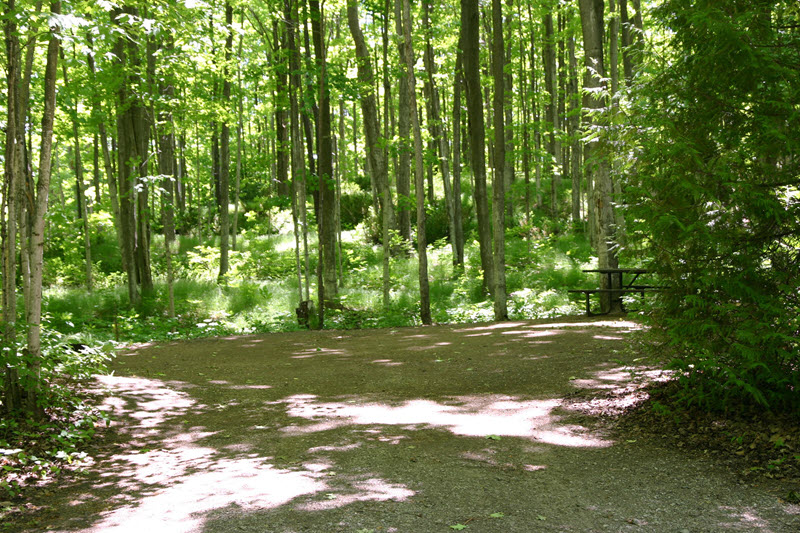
0,0,798,504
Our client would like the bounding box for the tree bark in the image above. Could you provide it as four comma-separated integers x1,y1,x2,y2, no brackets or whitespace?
218,0,233,281
62,52,93,292
346,2,396,231
392,0,412,247
3,0,24,412
461,0,494,294
309,0,337,311
452,44,465,268
568,32,583,226
401,0,431,325
579,0,621,313
543,9,561,215
23,0,61,417
421,0,457,266
491,0,508,320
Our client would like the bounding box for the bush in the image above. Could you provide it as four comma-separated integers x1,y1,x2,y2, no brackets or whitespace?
626,0,800,412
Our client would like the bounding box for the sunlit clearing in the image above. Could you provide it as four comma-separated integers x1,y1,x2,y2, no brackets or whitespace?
282,394,610,447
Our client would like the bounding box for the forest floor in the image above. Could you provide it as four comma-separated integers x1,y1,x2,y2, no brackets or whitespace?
3,316,800,532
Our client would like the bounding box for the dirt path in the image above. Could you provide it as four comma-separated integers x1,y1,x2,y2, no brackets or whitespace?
6,317,800,532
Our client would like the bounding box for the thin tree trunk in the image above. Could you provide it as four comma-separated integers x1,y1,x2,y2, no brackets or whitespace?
421,0,457,266
218,1,233,281
62,52,92,291
157,35,177,319
401,0,431,325
233,11,244,251
346,2,396,230
310,0,337,316
504,0,515,222
461,0,494,294
394,0,412,246
491,0,508,320
452,44,465,269
23,0,61,417
543,9,561,215
2,0,24,412
516,0,532,230
568,32,583,226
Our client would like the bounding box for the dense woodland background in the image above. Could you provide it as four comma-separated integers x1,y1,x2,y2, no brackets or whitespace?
0,0,798,493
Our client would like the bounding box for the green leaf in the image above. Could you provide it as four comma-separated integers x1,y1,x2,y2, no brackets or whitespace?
449,525,467,531
487,435,501,441
536,515,546,521
489,512,505,518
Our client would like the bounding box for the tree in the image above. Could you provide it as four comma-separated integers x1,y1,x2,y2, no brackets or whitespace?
628,0,800,410
491,0,508,320
461,0,494,295
113,5,153,305
579,0,620,314
401,0,432,325
309,0,337,312
1,0,61,416
218,0,233,281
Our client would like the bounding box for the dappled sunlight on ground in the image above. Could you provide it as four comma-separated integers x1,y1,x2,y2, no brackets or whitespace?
453,322,530,333
281,394,611,447
527,320,642,330
95,375,200,431
69,376,416,533
85,457,324,533
13,318,796,533
296,477,415,511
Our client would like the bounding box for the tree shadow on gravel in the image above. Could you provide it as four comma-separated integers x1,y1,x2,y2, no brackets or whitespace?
6,318,799,532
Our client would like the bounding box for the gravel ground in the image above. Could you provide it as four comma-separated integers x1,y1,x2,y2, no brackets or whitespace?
4,316,799,532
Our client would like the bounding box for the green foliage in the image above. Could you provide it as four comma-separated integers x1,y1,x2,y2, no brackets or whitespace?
339,188,373,230
626,0,800,412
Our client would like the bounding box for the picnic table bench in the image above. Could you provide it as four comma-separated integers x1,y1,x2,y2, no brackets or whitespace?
568,268,665,316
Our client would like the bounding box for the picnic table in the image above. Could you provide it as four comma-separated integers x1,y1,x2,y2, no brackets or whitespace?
569,268,662,316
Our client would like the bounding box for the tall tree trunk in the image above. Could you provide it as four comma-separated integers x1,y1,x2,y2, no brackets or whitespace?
22,0,61,417
87,36,123,263
310,0,337,311
394,0,412,246
157,36,177,319
491,0,508,320
543,9,561,215
461,0,494,294
452,44,465,269
3,0,24,412
503,0,515,221
401,0,431,325
232,10,244,252
568,31,583,226
421,0,457,266
273,20,290,199
346,2,396,230
620,0,633,82
579,0,620,313
62,52,92,292
516,0,532,230
218,0,233,281
113,6,146,306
